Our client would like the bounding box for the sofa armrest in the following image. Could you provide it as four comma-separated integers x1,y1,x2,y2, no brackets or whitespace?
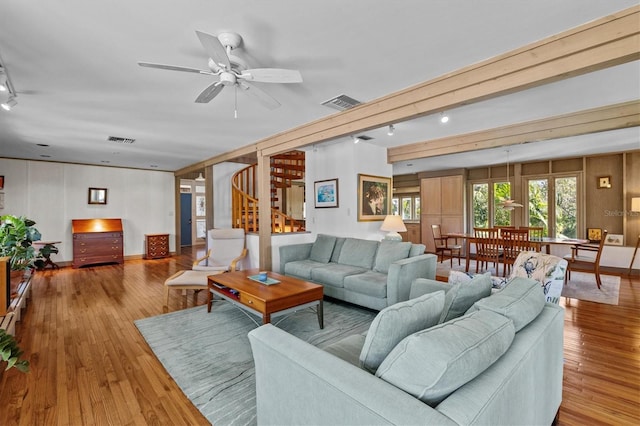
386,253,437,306
279,243,313,272
248,324,456,426
410,278,451,299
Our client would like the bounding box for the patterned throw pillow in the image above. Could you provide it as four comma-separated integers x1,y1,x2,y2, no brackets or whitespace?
448,270,507,290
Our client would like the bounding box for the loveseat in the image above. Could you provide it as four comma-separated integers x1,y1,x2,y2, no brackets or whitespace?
279,234,435,310
249,274,564,425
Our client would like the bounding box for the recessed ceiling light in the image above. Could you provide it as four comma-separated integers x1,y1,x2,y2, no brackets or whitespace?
440,112,449,124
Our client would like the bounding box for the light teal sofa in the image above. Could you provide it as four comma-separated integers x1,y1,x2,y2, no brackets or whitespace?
249,276,564,425
279,234,435,310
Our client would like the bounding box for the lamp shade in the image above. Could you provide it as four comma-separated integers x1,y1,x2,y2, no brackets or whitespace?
380,215,406,241
632,197,640,212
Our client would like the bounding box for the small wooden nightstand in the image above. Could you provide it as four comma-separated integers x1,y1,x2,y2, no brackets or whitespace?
145,233,170,259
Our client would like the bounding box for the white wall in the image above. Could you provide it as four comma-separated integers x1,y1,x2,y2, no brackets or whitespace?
0,158,175,263
304,141,393,241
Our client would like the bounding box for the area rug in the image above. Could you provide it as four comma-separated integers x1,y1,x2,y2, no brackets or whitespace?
134,301,376,425
561,271,620,305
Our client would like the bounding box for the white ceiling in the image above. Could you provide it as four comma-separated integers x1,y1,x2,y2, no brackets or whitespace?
1,1,638,174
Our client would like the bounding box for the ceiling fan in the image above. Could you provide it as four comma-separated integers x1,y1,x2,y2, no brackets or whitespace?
498,149,523,210
138,31,302,111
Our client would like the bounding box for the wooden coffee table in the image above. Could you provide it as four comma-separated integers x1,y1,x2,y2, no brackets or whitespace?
207,269,324,328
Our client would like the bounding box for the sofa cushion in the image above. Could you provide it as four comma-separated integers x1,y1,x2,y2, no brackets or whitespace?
343,271,388,298
330,237,346,263
376,310,515,406
309,234,337,263
409,243,426,257
338,238,379,269
324,333,367,367
359,291,445,373
311,263,367,288
283,259,327,280
440,272,492,323
373,240,411,273
467,277,545,332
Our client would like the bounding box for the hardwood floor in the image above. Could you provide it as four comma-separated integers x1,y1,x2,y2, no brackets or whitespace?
1,249,638,425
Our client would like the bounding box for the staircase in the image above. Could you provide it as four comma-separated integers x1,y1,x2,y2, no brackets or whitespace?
232,151,306,233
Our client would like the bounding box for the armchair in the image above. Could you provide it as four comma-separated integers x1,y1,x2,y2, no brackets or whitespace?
192,228,248,272
509,251,567,304
563,230,607,289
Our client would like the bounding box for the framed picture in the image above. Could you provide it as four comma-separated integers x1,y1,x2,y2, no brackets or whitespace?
358,174,392,221
587,227,602,243
605,233,624,246
597,176,611,189
88,187,108,205
314,178,339,208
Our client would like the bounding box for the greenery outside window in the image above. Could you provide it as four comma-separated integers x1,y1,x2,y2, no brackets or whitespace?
392,195,420,220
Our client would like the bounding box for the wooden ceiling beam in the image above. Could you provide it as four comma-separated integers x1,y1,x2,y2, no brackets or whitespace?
387,100,640,162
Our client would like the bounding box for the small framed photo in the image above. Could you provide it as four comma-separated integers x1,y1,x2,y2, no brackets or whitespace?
314,178,339,208
0,175,4,189
587,228,602,243
605,233,623,246
597,176,611,189
88,187,108,205
358,174,392,221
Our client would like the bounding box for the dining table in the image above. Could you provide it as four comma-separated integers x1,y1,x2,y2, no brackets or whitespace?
444,232,590,273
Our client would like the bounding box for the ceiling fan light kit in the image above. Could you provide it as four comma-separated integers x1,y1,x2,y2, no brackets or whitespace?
138,30,303,114
499,149,523,209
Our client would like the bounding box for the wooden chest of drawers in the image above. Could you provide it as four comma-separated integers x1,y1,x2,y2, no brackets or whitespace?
72,219,124,268
145,233,170,259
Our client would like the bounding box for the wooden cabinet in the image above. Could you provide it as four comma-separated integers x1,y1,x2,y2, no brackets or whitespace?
400,223,422,244
420,175,464,254
72,218,124,268
145,233,170,259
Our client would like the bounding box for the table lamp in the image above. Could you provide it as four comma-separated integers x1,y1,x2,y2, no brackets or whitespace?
380,215,406,241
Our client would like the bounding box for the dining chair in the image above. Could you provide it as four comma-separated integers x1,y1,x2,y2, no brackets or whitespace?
431,224,462,267
501,228,533,277
473,227,502,274
528,226,544,241
563,229,608,289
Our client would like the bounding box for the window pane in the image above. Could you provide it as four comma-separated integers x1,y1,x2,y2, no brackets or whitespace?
401,197,412,220
528,179,548,236
494,182,511,226
472,183,489,228
392,198,399,216
555,177,577,238
414,197,421,218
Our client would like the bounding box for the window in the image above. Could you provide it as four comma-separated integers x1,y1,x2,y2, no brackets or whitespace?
472,183,489,228
392,195,420,220
527,176,577,238
493,181,512,226
470,181,512,228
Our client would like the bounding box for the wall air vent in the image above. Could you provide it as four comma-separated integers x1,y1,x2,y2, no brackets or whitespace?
107,136,136,144
321,94,362,111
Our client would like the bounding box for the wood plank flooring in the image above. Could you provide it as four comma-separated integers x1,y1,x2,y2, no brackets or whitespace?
0,248,638,425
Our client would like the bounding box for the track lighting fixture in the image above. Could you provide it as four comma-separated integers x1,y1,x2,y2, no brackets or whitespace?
440,112,449,124
195,172,205,181
1,97,17,111
352,135,360,144
387,124,395,136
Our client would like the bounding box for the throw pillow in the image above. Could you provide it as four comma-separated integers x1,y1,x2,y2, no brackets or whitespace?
467,277,545,331
309,234,337,263
359,291,445,373
373,240,411,273
440,271,492,323
376,310,515,407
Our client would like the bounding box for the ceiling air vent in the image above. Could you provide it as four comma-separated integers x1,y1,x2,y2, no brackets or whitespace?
321,94,362,111
107,136,136,144
356,135,373,141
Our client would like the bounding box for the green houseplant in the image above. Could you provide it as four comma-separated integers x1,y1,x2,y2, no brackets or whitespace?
0,329,30,372
0,215,42,271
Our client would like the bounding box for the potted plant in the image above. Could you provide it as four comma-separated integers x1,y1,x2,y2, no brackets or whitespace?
0,215,42,272
0,329,30,373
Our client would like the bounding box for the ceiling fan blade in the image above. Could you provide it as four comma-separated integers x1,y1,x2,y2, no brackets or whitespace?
195,31,231,70
238,81,280,109
138,61,212,75
239,68,303,83
195,82,224,103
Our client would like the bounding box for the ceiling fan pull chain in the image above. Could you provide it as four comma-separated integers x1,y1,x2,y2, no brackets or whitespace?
234,85,238,119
